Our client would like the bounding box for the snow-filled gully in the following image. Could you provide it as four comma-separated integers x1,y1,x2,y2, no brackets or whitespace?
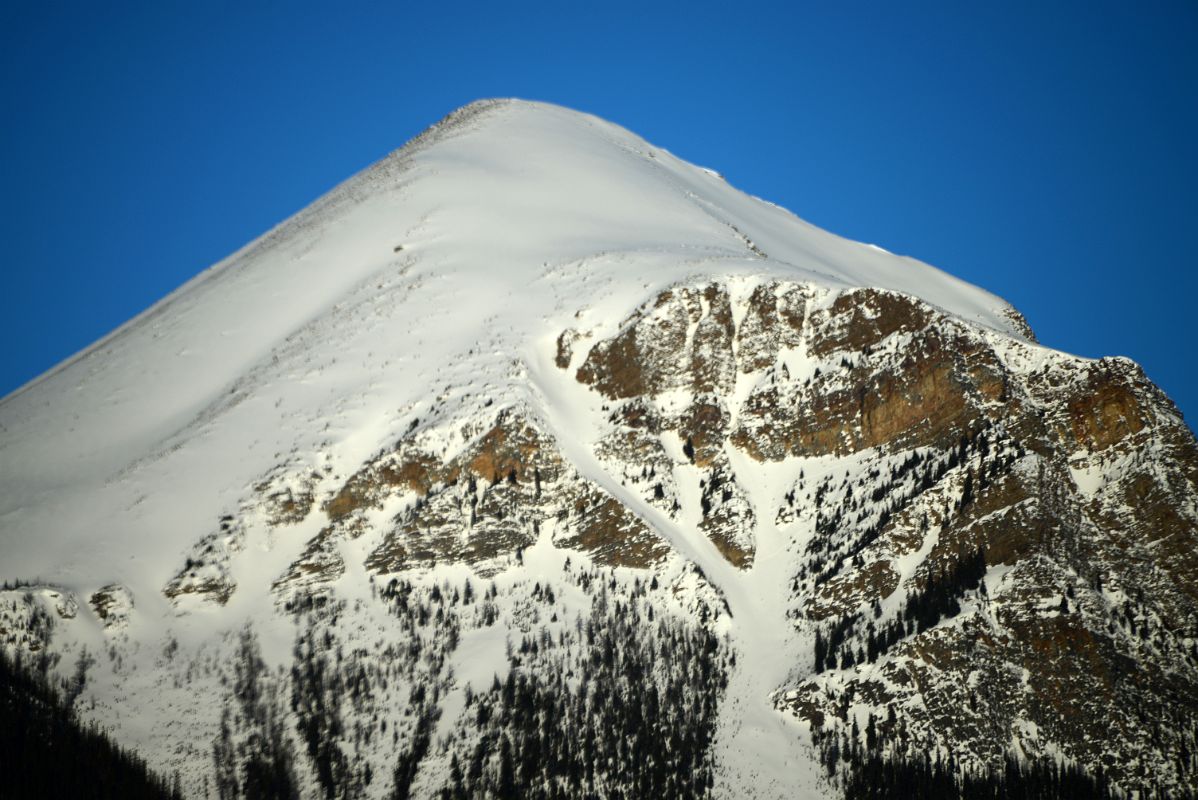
526,340,827,799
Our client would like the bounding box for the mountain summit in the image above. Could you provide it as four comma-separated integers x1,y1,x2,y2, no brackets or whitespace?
2,100,1195,799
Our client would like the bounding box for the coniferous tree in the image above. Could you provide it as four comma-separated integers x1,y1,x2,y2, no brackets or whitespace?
0,649,182,800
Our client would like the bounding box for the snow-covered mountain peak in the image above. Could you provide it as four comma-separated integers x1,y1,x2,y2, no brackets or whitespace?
0,99,1022,583
3,100,1195,800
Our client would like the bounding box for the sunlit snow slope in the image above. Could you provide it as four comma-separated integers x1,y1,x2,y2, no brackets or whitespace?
2,99,1015,582
6,100,1190,800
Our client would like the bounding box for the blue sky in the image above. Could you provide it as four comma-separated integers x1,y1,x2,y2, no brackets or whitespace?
2,1,1196,424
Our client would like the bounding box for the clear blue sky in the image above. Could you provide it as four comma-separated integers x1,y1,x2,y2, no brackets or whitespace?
2,2,1196,424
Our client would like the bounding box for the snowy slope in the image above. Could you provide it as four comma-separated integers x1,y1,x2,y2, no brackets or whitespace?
4,99,1189,799
0,98,1017,597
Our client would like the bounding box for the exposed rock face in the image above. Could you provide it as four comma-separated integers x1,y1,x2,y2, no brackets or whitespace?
575,282,810,568
162,515,244,606
732,291,1007,459
578,282,807,401
569,277,1198,795
270,409,671,596
254,462,320,527
90,584,134,629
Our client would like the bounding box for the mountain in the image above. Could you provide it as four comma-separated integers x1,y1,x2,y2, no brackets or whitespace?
1,99,1195,799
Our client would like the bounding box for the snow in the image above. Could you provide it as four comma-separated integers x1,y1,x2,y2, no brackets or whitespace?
0,99,1049,798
